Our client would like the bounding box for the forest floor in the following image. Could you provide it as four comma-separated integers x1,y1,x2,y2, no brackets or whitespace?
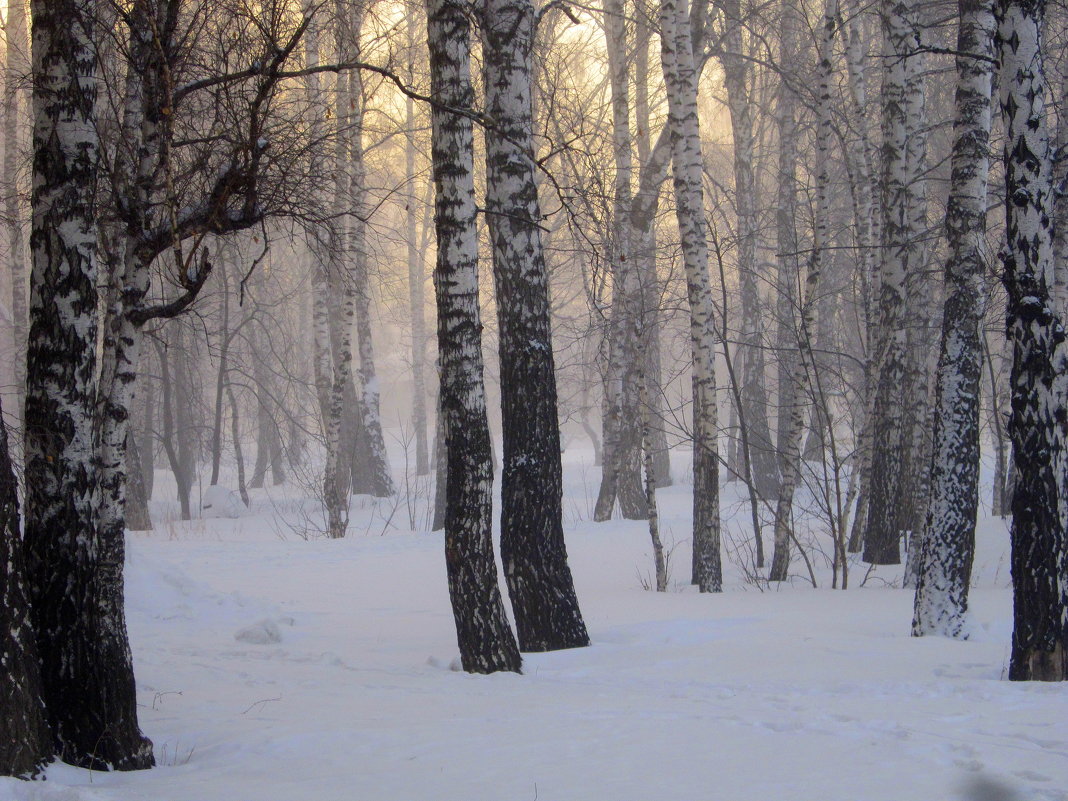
3,449,1067,801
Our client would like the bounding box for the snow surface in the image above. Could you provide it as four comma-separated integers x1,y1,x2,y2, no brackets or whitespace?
2,450,1067,801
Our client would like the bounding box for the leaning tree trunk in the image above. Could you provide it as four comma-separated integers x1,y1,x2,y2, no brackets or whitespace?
0,393,49,777
863,0,927,565
24,0,153,769
661,0,721,592
911,0,994,638
428,0,521,673
483,0,589,651
998,0,1068,682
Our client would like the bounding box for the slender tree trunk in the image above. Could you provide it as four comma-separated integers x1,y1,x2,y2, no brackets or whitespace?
209,267,232,487
405,10,430,477
4,0,27,423
250,314,284,488
431,398,446,532
595,0,645,522
773,7,801,474
228,384,249,508
998,0,1068,681
984,332,1010,517
640,367,667,591
661,0,721,592
24,0,152,768
841,0,879,554
428,0,521,673
719,0,777,500
911,0,994,637
634,0,671,488
349,55,394,499
863,0,927,565
770,0,837,583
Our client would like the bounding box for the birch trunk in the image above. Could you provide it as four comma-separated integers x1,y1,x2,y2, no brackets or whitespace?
661,0,721,592
483,0,589,650
863,0,927,565
840,0,880,553
405,10,430,477
719,0,777,500
998,0,1068,681
773,7,801,474
24,0,152,768
634,0,671,488
349,53,394,499
594,0,646,522
769,0,837,583
910,0,994,637
428,0,521,673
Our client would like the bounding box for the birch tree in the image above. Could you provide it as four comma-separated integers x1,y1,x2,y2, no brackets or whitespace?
24,0,154,768
594,0,646,522
717,0,777,500
998,0,1068,681
428,0,521,673
769,0,837,583
911,0,995,638
661,0,721,592
863,0,928,565
483,0,590,650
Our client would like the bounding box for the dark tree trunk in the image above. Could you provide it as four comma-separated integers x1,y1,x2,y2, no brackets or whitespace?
483,0,589,652
0,394,50,777
23,0,152,768
125,430,153,531
427,0,521,673
431,402,446,532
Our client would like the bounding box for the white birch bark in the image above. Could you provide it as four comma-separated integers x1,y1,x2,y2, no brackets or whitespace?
25,0,152,769
348,48,394,498
427,0,521,673
661,0,721,592
910,0,995,637
998,0,1068,681
594,0,646,522
863,0,928,565
483,0,589,650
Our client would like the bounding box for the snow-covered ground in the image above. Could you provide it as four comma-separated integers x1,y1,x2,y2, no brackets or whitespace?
3,450,1067,801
